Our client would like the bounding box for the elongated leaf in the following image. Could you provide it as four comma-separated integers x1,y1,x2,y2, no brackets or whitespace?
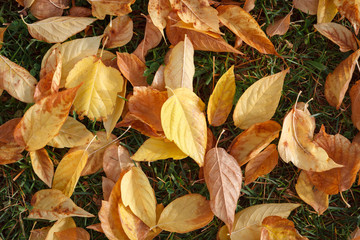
0,27,7,50
103,15,133,49
266,11,292,37
161,88,207,166
116,52,148,86
54,227,90,240
350,81,360,130
317,0,337,23
148,0,171,37
30,148,54,187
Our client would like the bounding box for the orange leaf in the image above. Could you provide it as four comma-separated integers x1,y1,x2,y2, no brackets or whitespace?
334,0,360,34
0,118,24,165
54,227,90,240
103,15,133,49
30,148,54,188
88,0,135,20
350,81,360,130
261,216,309,240
266,11,292,37
116,52,148,87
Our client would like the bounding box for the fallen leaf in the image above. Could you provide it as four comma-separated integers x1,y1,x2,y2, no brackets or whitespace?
151,65,166,91
233,69,289,129
45,218,76,240
86,223,103,233
116,52,148,86
103,15,133,48
229,120,281,167
350,81,360,130
295,171,328,215
132,138,187,162
14,87,79,151
261,216,309,240
89,0,135,20
54,227,90,240
204,147,242,232
118,203,150,240
243,0,255,12
103,144,134,182
244,144,278,185
314,23,358,52
65,55,124,120
351,227,360,240
29,0,68,20
30,148,54,187
148,0,171,38
317,0,338,23
293,0,318,15
99,200,127,240
325,49,360,109
278,103,341,171
334,0,360,34
207,66,235,126
161,88,207,166
157,194,214,233
0,118,24,165
206,128,216,153
29,227,51,240
69,6,93,17
102,177,115,201
145,204,164,240
25,16,96,43
217,5,279,55
121,166,157,228
0,27,7,50
266,11,292,37
0,54,37,103
28,189,94,221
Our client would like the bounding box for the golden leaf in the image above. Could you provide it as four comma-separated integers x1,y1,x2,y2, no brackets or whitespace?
45,217,76,240
334,0,360,34
261,216,309,240
317,0,338,23
30,148,54,188
89,0,135,20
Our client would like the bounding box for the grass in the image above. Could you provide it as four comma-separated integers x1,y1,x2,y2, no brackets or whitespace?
0,0,359,239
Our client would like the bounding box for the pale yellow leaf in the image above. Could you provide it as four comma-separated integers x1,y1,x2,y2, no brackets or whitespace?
118,203,150,240
103,15,133,48
148,0,171,38
161,88,207,166
89,0,135,20
317,0,338,23
30,148,54,187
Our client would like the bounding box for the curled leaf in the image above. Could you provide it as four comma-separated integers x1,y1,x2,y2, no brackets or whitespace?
103,15,133,49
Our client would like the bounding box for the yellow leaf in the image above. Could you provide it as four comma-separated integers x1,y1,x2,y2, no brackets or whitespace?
25,16,96,43
89,0,135,20
118,203,150,240
121,167,157,228
207,66,235,126
30,148,54,188
261,216,309,240
161,88,207,166
229,203,300,240
334,0,360,34
28,189,94,221
45,218,76,240
52,150,88,197
164,35,194,96
157,194,213,233
103,15,133,49
317,0,338,23
233,69,289,129
47,117,94,148
13,87,79,151
0,54,37,103
131,138,188,162
65,55,124,120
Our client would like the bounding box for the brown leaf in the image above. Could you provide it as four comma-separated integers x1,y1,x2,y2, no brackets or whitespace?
0,27,8,50
30,0,68,20
103,15,133,49
295,171,328,215
0,118,24,165
261,216,309,240
245,144,278,185
204,147,242,232
86,223,104,233
28,189,94,221
351,81,360,130
151,65,166,91
45,217,77,240
334,0,360,34
54,227,90,240
102,177,115,201
88,0,135,20
103,144,134,182
229,120,281,167
116,52,148,87
351,227,360,240
69,6,92,17
325,49,360,109
305,126,360,195
217,5,279,55
30,148,54,187
148,0,171,37
266,11,292,37
206,128,216,153
29,227,50,240
314,23,358,52
293,0,318,15
243,0,255,12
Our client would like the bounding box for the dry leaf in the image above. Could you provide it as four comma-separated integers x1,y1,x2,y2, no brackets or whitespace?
278,103,341,171
207,66,235,126
0,27,7,50
65,55,124,120
229,120,281,167
116,52,148,86
30,148,54,187
351,227,360,240
14,87,79,151
103,15,133,48
52,150,88,197
293,0,318,15
0,118,24,165
121,166,157,228
317,0,338,23
148,0,171,38
0,54,37,103
161,88,207,166
54,227,90,240
25,16,96,43
233,69,289,129
103,144,134,182
244,144,278,185
28,189,94,221
151,65,166,91
334,0,360,34
266,11,292,37
350,81,360,130
325,49,360,109
99,200,127,239
29,227,51,240
295,171,328,215
243,0,255,12
217,5,279,55
69,6,93,17
86,223,103,233
261,216,309,240
305,126,360,195
30,0,68,20
157,194,214,233
314,23,358,52
89,0,135,20
132,138,187,162
204,147,242,232
45,217,76,240
102,177,115,201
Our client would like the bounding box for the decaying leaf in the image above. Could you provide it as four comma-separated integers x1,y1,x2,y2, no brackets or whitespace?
103,15,133,49
0,27,7,50
29,226,51,240
217,5,279,55
69,6,93,17
29,0,68,20
25,16,96,43
278,103,341,171
132,138,187,162
293,0,318,15
229,120,281,166
14,87,79,151
30,148,54,188
89,0,135,20
317,0,337,23
325,49,360,109
0,118,24,165
28,189,94,221
350,81,360,130
334,0,360,34
116,52,148,86
314,23,358,52
148,0,171,38
161,88,207,166
118,203,150,240
204,147,242,232
244,144,278,185
0,54,37,103
207,66,235,126
103,144,134,182
157,194,214,233
266,11,292,37
261,216,309,240
233,69,289,129
295,171,328,215
54,227,90,240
